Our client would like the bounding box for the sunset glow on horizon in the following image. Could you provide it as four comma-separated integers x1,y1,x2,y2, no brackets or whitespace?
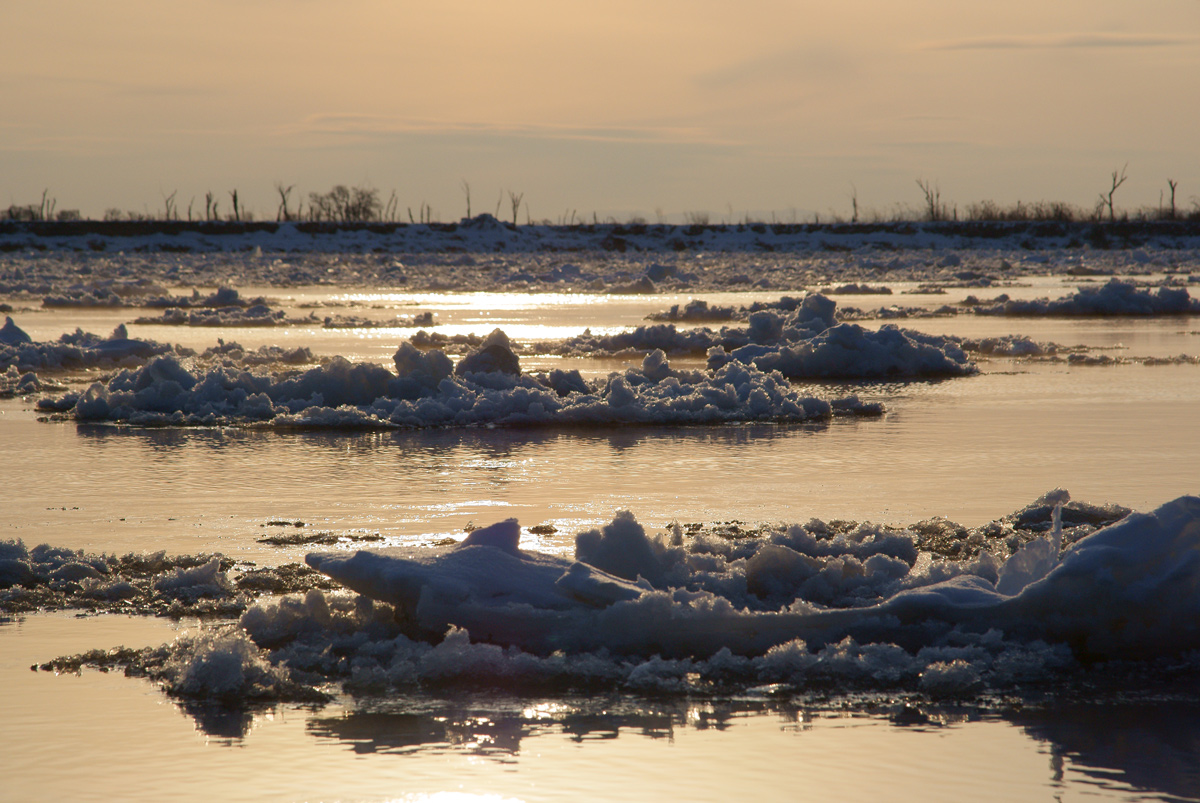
4,0,1198,221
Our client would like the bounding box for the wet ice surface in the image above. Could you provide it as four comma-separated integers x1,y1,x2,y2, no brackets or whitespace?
3,234,1200,801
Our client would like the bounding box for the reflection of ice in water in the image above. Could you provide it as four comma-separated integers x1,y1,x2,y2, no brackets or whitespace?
2,608,1178,803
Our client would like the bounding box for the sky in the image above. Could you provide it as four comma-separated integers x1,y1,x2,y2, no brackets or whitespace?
3,0,1198,222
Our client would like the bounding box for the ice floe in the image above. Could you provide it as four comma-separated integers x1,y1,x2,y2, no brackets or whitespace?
1,320,175,373
709,322,977,379
1,319,317,377
817,282,893,295
971,279,1199,316
321,311,436,329
304,493,1196,662
549,294,977,379
37,331,882,428
132,304,311,327
36,492,1200,706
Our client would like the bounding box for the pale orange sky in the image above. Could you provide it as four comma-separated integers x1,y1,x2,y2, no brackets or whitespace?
3,0,1198,221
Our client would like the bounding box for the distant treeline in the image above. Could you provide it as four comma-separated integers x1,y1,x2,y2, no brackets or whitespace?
6,175,1200,226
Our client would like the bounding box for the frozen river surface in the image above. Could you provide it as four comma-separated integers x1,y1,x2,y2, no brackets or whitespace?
3,243,1200,802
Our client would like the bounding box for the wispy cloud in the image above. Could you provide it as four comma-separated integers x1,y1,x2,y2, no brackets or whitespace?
696,44,862,89
4,71,214,100
921,33,1197,51
289,114,729,146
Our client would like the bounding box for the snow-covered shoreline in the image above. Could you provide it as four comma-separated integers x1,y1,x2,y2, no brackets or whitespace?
5,217,1200,256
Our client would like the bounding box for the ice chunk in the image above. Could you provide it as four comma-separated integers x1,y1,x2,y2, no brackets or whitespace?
995,503,1063,595
306,526,644,623
459,518,521,555
0,317,31,345
996,495,1200,656
718,322,976,379
152,556,235,601
455,329,521,376
554,562,647,608
574,510,666,587
974,279,1199,316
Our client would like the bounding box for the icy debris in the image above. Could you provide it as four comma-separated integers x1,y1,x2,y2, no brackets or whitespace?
645,299,739,323
133,304,312,327
0,365,62,397
818,283,893,295
152,557,236,602
710,323,976,379
606,275,659,294
554,294,974,379
38,628,326,705
2,230,1199,299
957,335,1059,357
38,331,880,428
972,279,1199,316
1003,488,1129,533
543,323,725,357
162,631,299,702
0,540,331,617
838,304,958,321
1,321,174,373
408,330,486,350
196,340,316,368
42,282,267,310
41,278,171,307
322,311,435,329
